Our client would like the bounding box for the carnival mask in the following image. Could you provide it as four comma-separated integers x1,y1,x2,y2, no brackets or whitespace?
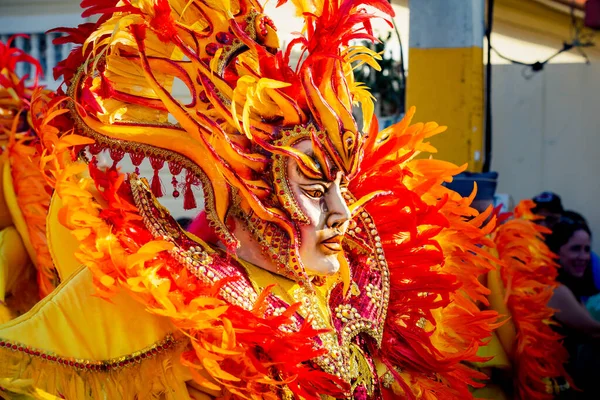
286,139,351,276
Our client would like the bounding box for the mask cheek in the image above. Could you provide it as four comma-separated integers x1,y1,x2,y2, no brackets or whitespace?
298,223,316,252
295,195,322,227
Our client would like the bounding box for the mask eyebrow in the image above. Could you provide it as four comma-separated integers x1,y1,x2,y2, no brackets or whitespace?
296,164,325,182
295,150,325,181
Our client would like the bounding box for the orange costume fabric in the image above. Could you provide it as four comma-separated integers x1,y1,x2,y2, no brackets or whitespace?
486,200,570,399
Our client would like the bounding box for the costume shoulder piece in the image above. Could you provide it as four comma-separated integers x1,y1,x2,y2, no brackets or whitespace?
489,200,570,399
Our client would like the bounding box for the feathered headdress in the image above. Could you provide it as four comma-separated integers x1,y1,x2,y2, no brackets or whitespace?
56,0,393,284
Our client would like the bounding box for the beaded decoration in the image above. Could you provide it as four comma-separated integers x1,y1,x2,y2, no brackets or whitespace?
0,334,178,372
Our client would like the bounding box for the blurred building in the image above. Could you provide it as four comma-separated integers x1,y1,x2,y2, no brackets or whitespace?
489,0,600,252
1,0,599,246
0,0,82,90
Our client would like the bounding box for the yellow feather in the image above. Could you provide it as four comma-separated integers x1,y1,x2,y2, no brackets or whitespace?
338,252,351,298
348,190,388,218
242,87,254,139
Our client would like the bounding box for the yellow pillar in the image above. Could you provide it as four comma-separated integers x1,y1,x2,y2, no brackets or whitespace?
407,1,485,172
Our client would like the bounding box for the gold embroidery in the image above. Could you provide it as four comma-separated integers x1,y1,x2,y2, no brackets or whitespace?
214,10,259,78
381,367,401,389
130,176,259,310
344,192,391,346
365,283,382,305
0,334,178,372
291,283,379,390
291,286,348,380
349,343,375,396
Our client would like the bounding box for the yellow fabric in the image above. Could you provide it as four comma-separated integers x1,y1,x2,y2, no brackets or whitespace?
0,155,13,229
46,193,82,281
475,246,516,369
0,267,176,359
0,267,194,399
486,255,517,360
2,160,35,266
0,379,60,400
0,304,13,324
474,332,511,369
0,226,28,302
237,256,338,324
472,247,512,399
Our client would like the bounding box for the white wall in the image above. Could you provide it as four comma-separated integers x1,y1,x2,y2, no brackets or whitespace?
0,0,84,89
491,63,600,249
0,0,82,34
0,0,80,16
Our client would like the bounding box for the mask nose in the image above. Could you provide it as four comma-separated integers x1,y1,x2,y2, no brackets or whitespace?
325,173,351,231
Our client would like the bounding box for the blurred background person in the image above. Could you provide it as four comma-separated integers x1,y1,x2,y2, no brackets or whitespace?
561,210,600,295
547,216,600,399
532,191,564,230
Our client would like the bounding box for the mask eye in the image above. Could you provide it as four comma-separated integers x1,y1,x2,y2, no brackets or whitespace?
304,188,324,199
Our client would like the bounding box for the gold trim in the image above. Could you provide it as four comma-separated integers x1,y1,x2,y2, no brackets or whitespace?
271,125,320,225
129,176,259,311
0,333,179,372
